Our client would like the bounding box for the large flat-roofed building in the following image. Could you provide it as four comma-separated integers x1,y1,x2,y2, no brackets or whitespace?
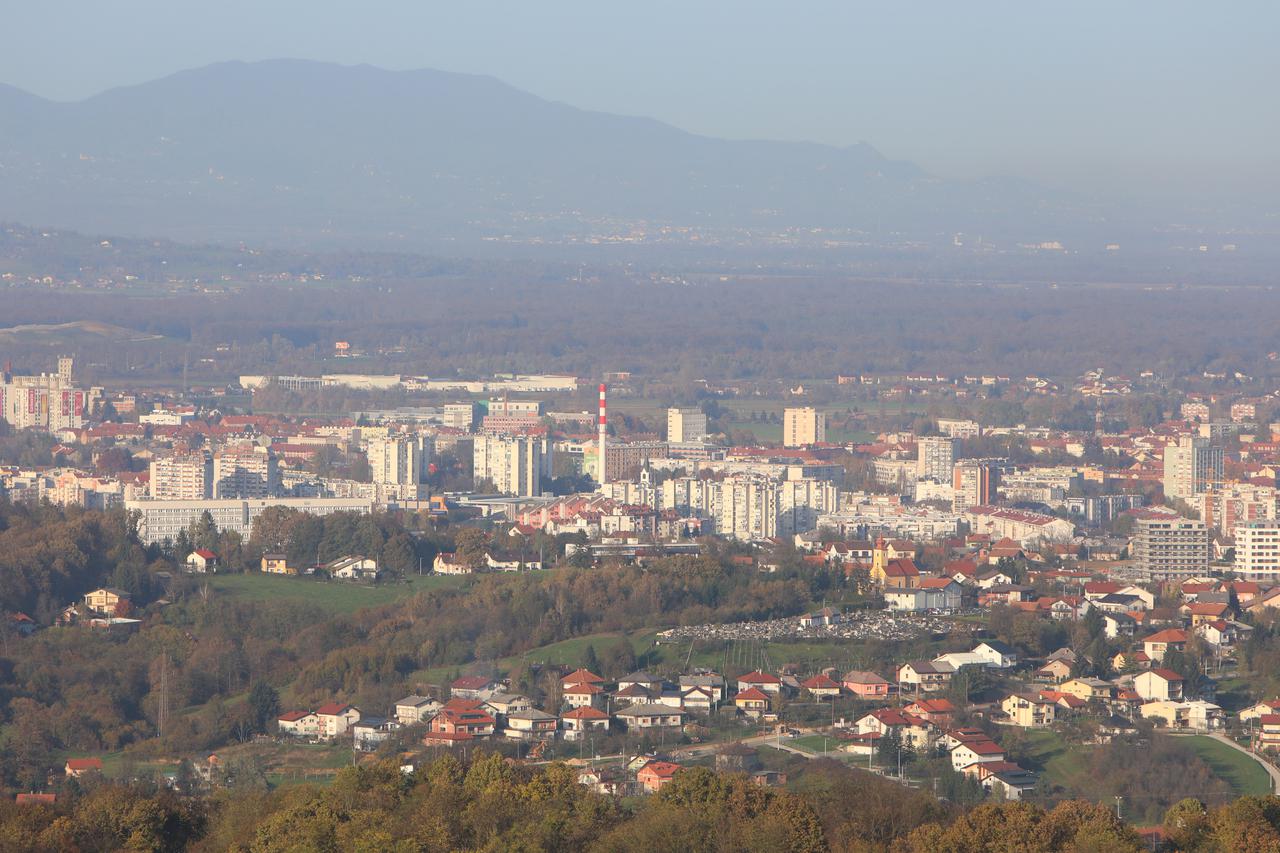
953,461,999,512
1235,522,1280,582
1,357,101,433
149,451,213,500
1131,516,1209,582
367,435,422,488
126,497,375,545
916,436,956,482
213,445,279,499
1163,436,1223,501
783,407,826,448
667,408,708,443
473,434,551,497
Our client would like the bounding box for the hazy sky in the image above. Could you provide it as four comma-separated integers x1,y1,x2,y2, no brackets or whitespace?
6,1,1277,192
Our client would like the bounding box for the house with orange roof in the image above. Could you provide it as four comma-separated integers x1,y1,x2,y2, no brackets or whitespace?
734,687,772,717
801,673,842,699
1142,628,1188,662
561,706,609,740
636,760,682,793
64,758,103,778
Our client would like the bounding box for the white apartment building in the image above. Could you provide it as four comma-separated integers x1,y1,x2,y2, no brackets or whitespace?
667,407,709,443
367,435,423,488
1131,516,1209,582
126,497,375,545
473,434,551,497
936,418,981,439
0,357,100,433
783,407,826,448
916,436,956,482
1234,522,1280,582
1163,436,1223,501
213,445,279,499
149,451,213,500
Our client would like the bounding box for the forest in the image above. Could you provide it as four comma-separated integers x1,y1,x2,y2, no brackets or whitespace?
3,752,1280,852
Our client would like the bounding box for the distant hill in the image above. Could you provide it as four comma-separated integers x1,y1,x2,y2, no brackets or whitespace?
0,59,1116,251
0,320,165,346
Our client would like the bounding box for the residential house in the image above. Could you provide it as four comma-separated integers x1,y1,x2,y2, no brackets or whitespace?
611,683,654,707
681,686,717,714
1058,677,1115,703
1102,612,1137,640
678,674,726,703
801,673,842,699
315,703,362,740
429,706,496,738
260,553,295,575
842,670,891,698
326,555,380,581
83,588,130,615
1142,629,1189,662
394,695,441,725
615,703,687,731
433,552,472,575
1196,620,1243,649
561,706,610,740
618,671,663,694
734,687,772,718
563,682,605,709
560,669,605,690
1241,698,1280,723
352,717,400,751
450,675,499,700
1134,669,1185,702
1111,650,1151,671
969,761,1040,800
1002,693,1056,728
277,710,320,738
483,693,533,722
799,606,842,627
185,549,218,573
903,698,956,727
898,661,954,693
855,708,932,749
1034,658,1073,682
1258,714,1280,751
737,671,783,695
636,760,682,793
64,758,103,778
951,740,1007,772
1140,700,1224,731
504,709,558,739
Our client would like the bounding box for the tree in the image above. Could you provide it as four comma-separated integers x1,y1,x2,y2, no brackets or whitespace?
248,682,280,733
188,511,219,551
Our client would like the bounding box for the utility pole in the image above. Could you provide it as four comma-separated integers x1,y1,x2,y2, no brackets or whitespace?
1114,795,1122,820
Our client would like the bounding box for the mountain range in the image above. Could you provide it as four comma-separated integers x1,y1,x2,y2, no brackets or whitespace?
0,59,1163,253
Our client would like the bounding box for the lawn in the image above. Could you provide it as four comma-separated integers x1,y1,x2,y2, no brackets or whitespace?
1018,729,1090,792
790,734,839,755
1182,736,1273,797
203,572,468,614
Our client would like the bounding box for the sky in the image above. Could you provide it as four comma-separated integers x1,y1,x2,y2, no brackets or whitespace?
5,1,1277,194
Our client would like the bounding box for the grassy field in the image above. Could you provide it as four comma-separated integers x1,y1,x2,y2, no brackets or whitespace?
790,734,839,755
1019,729,1090,792
1182,736,1273,797
203,572,469,614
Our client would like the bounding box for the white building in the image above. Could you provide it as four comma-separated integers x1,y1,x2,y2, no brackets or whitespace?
1163,436,1223,501
367,435,424,494
213,445,279,499
473,434,551,497
1235,521,1280,582
1132,516,1209,582
0,357,100,433
150,452,213,500
783,407,826,448
916,437,956,483
125,497,375,545
667,407,709,443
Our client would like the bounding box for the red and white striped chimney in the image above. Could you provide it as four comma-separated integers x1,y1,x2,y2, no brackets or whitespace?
598,383,608,485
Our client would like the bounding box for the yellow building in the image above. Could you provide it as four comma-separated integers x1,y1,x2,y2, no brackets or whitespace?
783,407,826,448
261,554,296,575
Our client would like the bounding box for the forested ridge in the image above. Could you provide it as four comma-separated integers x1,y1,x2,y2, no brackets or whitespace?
5,752,1280,851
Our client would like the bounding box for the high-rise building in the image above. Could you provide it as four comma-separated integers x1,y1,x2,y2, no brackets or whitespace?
916,436,956,482
367,435,421,487
1131,516,1209,582
667,407,708,443
1234,521,1280,582
213,445,279,499
473,434,550,496
1162,435,1223,501
783,407,826,448
952,461,999,512
149,451,213,500
0,356,100,433
442,403,479,431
